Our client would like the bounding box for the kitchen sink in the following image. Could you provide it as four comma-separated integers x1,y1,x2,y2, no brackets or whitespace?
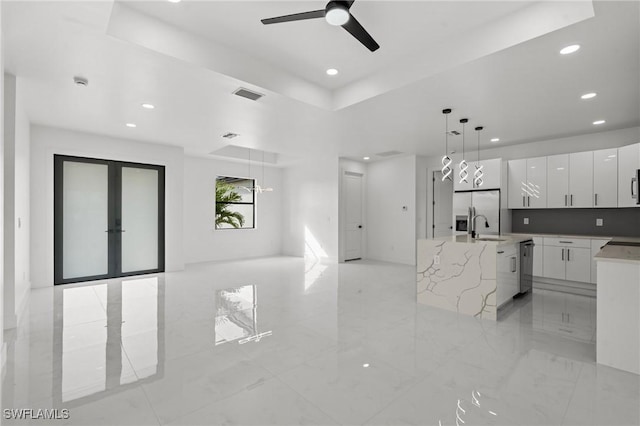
475,237,508,242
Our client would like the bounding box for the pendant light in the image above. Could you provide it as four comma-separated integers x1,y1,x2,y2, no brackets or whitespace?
474,126,484,187
441,108,453,181
459,118,469,184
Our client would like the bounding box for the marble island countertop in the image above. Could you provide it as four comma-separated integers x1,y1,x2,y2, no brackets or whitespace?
430,234,533,247
594,242,640,264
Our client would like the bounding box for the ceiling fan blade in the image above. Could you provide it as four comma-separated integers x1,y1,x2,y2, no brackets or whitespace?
261,9,325,25
345,1,355,9
341,14,379,51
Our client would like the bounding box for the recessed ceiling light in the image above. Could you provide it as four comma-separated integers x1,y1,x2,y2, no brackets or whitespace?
167,0,181,3
490,138,500,143
362,363,370,368
126,123,137,128
326,68,339,76
581,92,597,100
363,156,370,160
560,44,580,55
593,120,606,125
141,103,155,109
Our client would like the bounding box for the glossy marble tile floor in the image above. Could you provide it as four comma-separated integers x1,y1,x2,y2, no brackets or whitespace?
2,257,639,426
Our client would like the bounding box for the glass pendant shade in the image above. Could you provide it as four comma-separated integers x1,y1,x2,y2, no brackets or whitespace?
459,118,469,184
474,126,484,187
441,109,453,181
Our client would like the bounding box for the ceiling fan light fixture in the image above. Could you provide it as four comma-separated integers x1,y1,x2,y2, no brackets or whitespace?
325,4,350,26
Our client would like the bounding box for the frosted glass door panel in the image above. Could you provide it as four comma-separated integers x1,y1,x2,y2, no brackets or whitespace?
63,162,109,279
121,167,159,273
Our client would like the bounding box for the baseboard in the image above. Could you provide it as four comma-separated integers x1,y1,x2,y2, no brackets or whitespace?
533,276,596,297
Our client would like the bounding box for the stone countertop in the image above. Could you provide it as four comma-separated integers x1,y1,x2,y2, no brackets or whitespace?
428,234,533,247
595,243,640,264
509,232,640,242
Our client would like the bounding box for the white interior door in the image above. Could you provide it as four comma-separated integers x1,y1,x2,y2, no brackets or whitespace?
344,173,363,261
433,171,453,237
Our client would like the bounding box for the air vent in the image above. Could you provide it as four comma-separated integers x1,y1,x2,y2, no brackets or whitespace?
222,132,239,139
375,150,402,157
447,130,461,136
233,88,265,101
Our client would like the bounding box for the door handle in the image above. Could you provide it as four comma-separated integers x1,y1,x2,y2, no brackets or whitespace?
564,194,567,206
567,248,570,261
595,193,598,206
570,194,573,206
561,248,564,261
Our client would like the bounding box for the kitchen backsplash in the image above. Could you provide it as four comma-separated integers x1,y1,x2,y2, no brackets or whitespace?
511,208,640,237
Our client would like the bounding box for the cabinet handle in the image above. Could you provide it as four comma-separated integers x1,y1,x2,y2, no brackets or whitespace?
564,194,568,206
559,241,573,244
567,249,571,261
522,195,525,207
561,248,564,261
632,177,638,197
511,257,517,273
570,194,573,206
527,196,530,207
595,193,598,206
497,250,505,254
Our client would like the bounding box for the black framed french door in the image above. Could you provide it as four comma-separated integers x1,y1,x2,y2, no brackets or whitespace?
54,155,165,285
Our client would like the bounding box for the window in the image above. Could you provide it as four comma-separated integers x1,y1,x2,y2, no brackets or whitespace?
215,176,255,229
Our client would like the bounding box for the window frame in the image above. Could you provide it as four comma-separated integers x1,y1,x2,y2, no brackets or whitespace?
215,176,256,230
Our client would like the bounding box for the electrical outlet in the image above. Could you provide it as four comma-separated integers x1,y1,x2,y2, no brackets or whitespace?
524,218,529,225
596,218,604,227
434,255,440,265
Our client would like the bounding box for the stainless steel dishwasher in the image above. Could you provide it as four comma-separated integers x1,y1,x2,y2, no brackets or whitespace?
519,240,534,294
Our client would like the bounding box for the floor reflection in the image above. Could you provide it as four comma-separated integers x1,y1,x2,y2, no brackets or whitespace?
214,285,271,346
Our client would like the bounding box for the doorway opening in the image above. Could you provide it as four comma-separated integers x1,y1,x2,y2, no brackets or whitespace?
54,155,165,285
344,171,364,261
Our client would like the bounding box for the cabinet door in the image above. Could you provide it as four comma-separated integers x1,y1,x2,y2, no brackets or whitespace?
543,246,566,280
526,157,547,208
508,159,527,208
569,151,594,208
565,247,591,283
533,242,543,277
496,249,518,307
547,154,570,208
590,239,610,284
593,149,618,207
473,158,501,190
454,159,474,191
617,143,640,208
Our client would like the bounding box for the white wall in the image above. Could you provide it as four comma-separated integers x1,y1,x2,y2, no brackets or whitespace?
338,159,367,262
366,155,417,265
183,155,282,264
3,74,30,328
282,157,339,261
30,125,185,287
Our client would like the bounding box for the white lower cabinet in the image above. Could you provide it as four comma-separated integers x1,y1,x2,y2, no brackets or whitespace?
497,245,519,307
533,237,543,277
541,237,592,283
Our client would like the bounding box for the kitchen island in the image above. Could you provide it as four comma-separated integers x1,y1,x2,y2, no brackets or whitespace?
417,235,533,320
594,240,640,375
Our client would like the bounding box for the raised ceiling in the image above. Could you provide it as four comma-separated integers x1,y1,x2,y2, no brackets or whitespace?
3,1,639,164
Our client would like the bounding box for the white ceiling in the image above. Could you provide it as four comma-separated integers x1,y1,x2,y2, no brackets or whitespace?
3,1,639,164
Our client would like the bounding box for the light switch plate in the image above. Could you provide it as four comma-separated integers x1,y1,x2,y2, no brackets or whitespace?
596,218,603,227
524,218,529,225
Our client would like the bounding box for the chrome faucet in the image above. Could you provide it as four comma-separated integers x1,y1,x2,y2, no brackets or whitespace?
471,214,489,239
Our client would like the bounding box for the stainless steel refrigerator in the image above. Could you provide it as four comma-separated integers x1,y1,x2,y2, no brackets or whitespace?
452,190,500,236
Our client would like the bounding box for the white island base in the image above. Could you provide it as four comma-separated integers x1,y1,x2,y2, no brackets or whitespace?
596,259,640,375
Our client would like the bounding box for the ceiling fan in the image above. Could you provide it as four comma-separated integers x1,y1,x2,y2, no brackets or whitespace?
261,1,380,52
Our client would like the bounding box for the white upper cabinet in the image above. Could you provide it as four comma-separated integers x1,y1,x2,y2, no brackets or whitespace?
547,154,569,208
569,151,594,208
618,143,640,208
507,158,546,208
454,158,502,191
593,148,618,207
508,159,527,208
527,157,547,208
